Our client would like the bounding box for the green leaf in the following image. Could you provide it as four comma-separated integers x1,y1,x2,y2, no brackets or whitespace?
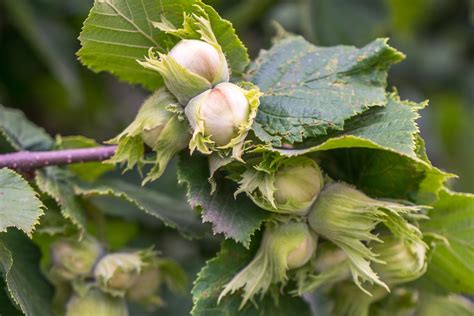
0,229,54,316
320,92,424,158
74,177,206,238
248,36,404,145
192,240,312,316
35,167,87,237
319,148,448,202
177,153,269,247
0,168,44,237
55,135,114,182
78,0,248,90
420,189,474,294
0,104,53,152
260,93,450,201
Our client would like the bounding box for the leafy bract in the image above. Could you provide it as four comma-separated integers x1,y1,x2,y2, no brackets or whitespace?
191,240,312,316
74,177,206,238
78,0,248,90
248,36,404,145
421,189,474,294
0,169,44,237
177,153,269,248
0,229,54,316
107,88,190,184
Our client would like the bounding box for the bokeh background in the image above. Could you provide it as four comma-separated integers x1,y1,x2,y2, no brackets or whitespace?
0,1,472,314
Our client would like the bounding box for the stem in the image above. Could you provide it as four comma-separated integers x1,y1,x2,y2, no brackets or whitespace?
0,145,117,171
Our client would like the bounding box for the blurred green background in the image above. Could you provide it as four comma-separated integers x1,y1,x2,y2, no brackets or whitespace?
0,1,472,314
0,0,472,192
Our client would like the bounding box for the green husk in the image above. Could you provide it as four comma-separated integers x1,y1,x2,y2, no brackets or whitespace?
372,234,427,286
66,287,128,316
94,249,157,297
50,235,103,281
234,154,323,214
139,6,229,104
308,182,427,294
219,220,317,309
107,88,190,184
186,81,261,160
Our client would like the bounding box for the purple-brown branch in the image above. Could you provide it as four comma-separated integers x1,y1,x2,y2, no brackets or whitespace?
0,145,117,171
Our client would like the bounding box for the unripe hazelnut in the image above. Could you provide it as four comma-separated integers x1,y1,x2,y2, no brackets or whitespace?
185,82,249,146
372,235,427,285
94,253,143,296
219,221,317,308
287,231,317,269
50,235,103,281
236,156,323,214
169,39,229,85
273,159,323,211
66,288,128,316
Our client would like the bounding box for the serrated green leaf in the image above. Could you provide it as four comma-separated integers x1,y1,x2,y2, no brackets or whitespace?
78,0,248,90
192,240,312,316
0,229,54,316
73,177,206,238
54,135,114,182
248,36,404,145
261,93,450,201
320,92,424,157
35,167,87,237
177,153,269,247
0,168,44,237
0,104,53,152
420,189,474,294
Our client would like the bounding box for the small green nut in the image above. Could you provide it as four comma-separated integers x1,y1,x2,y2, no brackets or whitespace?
141,125,165,149
372,235,427,285
236,156,323,214
307,182,425,294
286,228,317,269
66,287,128,316
94,252,144,297
169,39,229,85
273,157,323,213
50,235,103,281
219,221,317,308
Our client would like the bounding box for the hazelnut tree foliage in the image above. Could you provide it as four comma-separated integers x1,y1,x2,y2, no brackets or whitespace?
0,0,473,315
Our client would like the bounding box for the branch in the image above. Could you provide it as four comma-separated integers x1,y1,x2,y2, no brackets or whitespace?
0,145,117,171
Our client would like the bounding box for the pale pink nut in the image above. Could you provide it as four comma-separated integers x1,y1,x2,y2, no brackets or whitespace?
169,39,229,84
186,82,249,146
